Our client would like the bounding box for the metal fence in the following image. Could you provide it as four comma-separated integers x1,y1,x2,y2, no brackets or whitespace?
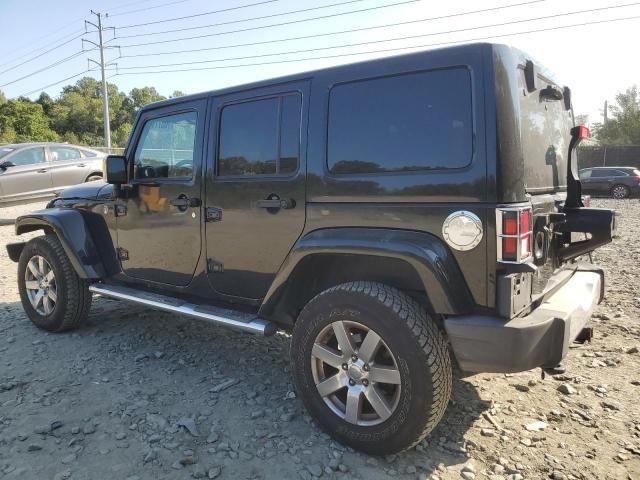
578,145,640,169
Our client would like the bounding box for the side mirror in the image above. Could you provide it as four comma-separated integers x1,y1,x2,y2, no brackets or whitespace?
105,155,128,184
0,161,15,170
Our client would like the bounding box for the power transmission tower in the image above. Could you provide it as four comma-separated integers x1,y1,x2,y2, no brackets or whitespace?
84,11,119,153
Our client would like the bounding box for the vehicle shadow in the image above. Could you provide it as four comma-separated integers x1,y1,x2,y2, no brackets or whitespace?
4,296,490,478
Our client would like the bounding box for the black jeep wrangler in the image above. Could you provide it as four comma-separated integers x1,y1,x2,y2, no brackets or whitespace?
7,43,615,454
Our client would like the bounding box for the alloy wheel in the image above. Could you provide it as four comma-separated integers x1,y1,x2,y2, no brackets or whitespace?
612,185,629,199
24,255,57,316
310,320,401,426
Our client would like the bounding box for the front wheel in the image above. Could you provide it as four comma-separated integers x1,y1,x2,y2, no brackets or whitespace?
611,184,629,199
290,282,452,454
17,235,92,332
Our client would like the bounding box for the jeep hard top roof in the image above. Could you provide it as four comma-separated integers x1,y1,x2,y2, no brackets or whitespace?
144,42,560,111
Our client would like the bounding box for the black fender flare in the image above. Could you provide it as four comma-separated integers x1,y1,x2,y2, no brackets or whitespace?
260,227,474,316
13,208,112,279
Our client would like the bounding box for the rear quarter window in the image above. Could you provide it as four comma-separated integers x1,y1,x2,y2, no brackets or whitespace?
327,67,473,174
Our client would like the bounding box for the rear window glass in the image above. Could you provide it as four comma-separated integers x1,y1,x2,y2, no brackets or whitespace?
327,68,473,174
592,169,616,177
218,94,301,176
81,149,99,157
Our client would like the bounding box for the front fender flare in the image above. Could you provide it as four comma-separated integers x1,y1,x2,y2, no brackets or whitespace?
14,208,109,279
260,227,474,316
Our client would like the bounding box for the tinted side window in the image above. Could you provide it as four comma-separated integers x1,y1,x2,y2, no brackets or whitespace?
579,169,592,179
327,68,473,174
218,94,301,176
134,111,197,180
591,169,612,178
9,148,46,166
50,146,81,162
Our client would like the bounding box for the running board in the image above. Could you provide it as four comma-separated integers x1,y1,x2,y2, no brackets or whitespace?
89,284,276,336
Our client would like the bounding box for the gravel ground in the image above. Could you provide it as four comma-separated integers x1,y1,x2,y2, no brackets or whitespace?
0,199,639,480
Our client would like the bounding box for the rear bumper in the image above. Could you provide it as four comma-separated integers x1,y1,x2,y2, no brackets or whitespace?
444,267,604,373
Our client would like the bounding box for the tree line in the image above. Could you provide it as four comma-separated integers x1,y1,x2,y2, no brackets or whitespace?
0,78,638,147
0,77,184,147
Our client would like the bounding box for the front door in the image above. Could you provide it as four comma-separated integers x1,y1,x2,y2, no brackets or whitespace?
205,82,309,301
116,99,207,286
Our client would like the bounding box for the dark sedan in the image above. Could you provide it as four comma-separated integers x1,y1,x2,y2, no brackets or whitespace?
579,166,640,199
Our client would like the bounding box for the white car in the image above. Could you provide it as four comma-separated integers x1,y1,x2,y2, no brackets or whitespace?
0,143,105,205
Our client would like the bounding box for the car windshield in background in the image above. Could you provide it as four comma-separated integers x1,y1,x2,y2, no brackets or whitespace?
0,148,16,159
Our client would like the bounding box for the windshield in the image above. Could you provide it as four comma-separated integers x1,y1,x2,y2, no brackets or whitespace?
0,147,16,160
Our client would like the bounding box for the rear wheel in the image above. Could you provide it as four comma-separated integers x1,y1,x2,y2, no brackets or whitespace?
611,184,629,199
290,281,452,454
17,235,92,332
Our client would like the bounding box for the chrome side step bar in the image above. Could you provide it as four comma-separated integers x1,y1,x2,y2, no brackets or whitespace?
89,284,276,336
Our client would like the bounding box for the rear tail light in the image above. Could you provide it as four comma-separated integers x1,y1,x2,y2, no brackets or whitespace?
634,176,640,184
496,206,533,263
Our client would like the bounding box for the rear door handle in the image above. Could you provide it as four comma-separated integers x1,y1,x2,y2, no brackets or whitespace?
37,169,48,173
76,163,86,167
256,198,294,210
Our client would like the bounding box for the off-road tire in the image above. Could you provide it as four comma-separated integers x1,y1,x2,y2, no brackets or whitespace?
611,184,629,199
290,281,452,454
17,234,92,332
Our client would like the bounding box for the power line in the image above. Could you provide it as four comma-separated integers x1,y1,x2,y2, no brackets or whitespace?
117,1,640,70
116,0,364,38
16,70,91,98
118,0,545,58
108,14,640,77
0,28,85,68
116,0,279,27
108,0,192,17
117,0,637,64
114,0,423,46
0,50,90,88
0,32,86,76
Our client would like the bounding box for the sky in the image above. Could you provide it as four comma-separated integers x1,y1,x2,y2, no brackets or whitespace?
0,0,639,125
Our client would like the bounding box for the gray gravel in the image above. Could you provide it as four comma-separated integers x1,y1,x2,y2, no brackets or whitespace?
1,199,639,479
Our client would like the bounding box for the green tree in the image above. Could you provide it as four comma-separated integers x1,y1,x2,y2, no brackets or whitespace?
113,122,133,147
127,86,165,111
592,86,640,145
0,90,6,106
0,99,58,142
170,90,186,98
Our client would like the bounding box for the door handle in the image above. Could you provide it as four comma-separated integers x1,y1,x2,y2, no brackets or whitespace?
37,169,48,173
169,195,201,210
76,163,86,167
257,198,295,210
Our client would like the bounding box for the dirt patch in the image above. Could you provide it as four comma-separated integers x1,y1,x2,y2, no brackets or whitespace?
0,199,639,479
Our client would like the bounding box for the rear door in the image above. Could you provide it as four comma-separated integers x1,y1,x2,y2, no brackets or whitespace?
115,99,206,286
48,145,88,189
0,146,52,201
205,81,308,301
589,169,615,194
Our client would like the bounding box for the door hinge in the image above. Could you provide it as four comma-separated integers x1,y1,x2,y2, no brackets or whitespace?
117,248,129,261
207,258,224,273
205,207,222,222
115,204,127,217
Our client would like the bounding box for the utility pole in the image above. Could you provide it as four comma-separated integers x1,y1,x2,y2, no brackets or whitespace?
84,12,118,154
